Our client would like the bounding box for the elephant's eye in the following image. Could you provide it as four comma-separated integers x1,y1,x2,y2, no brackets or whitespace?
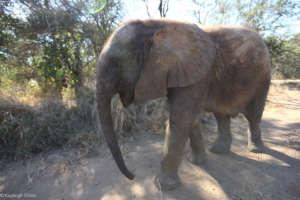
110,57,121,68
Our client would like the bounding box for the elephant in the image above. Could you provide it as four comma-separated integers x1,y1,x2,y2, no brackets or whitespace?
96,19,271,190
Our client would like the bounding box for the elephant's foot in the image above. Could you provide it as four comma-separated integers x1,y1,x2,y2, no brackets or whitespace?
187,152,207,167
154,172,181,191
210,139,231,154
248,141,264,153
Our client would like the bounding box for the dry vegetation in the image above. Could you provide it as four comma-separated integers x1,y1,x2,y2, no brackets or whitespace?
0,82,168,162
0,87,98,160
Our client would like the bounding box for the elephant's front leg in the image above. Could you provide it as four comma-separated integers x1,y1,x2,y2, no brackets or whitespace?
155,118,188,190
155,88,200,191
188,116,207,166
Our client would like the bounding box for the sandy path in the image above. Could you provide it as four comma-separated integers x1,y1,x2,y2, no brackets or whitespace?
1,83,300,200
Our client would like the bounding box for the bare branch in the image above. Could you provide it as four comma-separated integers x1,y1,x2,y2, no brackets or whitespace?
141,0,151,17
158,0,169,18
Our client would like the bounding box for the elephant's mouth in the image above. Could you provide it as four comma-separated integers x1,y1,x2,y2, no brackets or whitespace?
119,90,134,108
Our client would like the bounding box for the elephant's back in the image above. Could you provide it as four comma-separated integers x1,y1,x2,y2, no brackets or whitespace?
202,25,270,74
200,25,271,81
202,26,271,116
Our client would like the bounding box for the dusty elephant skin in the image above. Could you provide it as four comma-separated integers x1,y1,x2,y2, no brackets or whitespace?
96,19,271,191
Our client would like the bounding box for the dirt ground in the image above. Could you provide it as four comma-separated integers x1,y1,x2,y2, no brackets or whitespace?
1,80,300,200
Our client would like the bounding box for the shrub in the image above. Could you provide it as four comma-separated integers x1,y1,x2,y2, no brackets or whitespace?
0,86,169,161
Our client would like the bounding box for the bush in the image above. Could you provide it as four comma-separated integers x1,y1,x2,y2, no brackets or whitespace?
266,34,300,79
0,91,99,160
0,86,169,161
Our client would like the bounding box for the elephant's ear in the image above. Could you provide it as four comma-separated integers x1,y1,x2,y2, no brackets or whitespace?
134,23,216,102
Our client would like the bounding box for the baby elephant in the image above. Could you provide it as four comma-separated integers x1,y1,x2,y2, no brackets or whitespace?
96,19,271,190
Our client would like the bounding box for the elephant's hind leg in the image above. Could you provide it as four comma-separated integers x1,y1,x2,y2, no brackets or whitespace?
210,114,232,154
243,82,269,153
243,105,265,153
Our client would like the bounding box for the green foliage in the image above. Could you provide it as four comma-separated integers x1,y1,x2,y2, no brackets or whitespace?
0,1,25,61
265,36,286,57
0,0,122,99
34,33,84,97
235,0,298,33
0,0,124,160
193,0,299,34
266,34,300,78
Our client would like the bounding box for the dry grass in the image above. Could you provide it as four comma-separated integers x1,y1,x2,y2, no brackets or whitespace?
0,89,99,161
0,83,169,162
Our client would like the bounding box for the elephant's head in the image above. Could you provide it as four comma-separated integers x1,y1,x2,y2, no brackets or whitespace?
96,20,216,180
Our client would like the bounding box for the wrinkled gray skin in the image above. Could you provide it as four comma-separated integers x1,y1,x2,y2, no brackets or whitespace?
96,19,271,191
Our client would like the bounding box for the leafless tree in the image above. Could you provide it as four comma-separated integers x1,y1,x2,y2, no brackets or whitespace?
192,0,218,24
141,0,151,17
141,0,170,18
158,0,169,18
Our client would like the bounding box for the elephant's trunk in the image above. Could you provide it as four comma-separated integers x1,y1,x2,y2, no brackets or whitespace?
96,93,134,180
96,57,134,180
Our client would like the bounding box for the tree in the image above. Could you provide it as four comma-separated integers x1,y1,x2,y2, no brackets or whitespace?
141,0,152,17
192,0,220,24
158,0,169,18
141,0,170,18
1,0,123,99
192,0,298,34
235,0,298,34
266,34,300,78
0,0,32,86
